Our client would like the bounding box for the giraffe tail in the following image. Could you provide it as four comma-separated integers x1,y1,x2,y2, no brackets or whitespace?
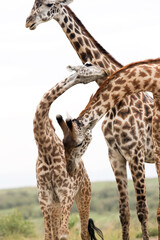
88,218,104,240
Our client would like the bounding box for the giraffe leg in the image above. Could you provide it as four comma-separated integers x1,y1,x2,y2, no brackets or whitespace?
40,205,53,240
37,184,53,240
108,147,130,240
59,197,74,240
52,202,61,240
152,96,160,240
128,150,149,240
75,173,91,240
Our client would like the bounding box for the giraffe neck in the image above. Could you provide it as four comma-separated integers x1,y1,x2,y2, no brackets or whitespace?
55,6,122,86
78,58,160,127
33,69,101,144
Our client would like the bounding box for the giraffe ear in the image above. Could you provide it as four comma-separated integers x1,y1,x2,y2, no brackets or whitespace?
66,119,73,130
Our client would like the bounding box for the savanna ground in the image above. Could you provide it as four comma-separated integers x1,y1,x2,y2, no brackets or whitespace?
0,179,159,240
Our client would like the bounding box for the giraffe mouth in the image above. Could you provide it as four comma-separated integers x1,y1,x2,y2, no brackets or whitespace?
29,23,37,30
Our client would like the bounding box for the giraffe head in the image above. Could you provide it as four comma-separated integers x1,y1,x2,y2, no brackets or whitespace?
56,63,107,169
26,0,73,30
56,115,94,173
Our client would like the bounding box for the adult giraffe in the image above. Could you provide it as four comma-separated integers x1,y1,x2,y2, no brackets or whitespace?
26,1,154,239
57,59,160,240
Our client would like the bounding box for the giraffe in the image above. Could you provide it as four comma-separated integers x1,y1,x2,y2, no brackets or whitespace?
25,0,154,239
33,63,106,240
57,59,160,240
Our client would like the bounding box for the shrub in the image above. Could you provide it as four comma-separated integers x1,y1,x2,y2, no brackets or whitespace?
69,214,79,229
0,209,35,237
136,228,158,238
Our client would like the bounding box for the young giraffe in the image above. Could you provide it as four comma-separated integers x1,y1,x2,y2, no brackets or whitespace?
33,64,106,240
26,0,154,239
57,58,160,240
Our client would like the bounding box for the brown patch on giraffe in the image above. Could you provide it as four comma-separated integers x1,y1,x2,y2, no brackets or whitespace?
144,104,151,116
154,67,160,78
96,109,103,116
85,47,93,60
102,93,109,101
113,86,121,91
73,41,80,51
118,107,131,120
103,122,112,135
121,132,132,144
98,61,105,68
80,52,87,62
135,100,143,109
93,50,100,59
69,23,73,30
122,121,131,130
67,28,71,33
115,134,121,145
139,70,147,77
115,78,126,85
83,37,90,47
75,28,80,34
107,137,115,146
143,66,152,75
77,37,83,46
70,33,75,39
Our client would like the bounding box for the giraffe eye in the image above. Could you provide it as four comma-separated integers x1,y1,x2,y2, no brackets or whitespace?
46,3,53,7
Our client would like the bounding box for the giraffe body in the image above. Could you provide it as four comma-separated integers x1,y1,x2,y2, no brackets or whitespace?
26,1,154,239
58,59,160,240
33,65,106,240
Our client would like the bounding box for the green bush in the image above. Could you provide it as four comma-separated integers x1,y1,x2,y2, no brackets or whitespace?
69,214,79,229
0,209,35,237
136,228,158,238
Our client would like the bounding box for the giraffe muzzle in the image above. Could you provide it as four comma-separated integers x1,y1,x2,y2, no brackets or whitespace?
25,16,37,30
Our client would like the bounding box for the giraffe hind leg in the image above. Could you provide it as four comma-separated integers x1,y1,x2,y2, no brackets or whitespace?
59,197,74,240
108,147,130,240
75,172,91,240
128,151,149,240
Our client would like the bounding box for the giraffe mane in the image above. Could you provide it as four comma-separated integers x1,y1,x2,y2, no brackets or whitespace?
65,6,122,67
78,58,160,118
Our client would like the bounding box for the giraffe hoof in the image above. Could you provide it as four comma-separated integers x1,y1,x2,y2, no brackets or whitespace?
157,216,160,224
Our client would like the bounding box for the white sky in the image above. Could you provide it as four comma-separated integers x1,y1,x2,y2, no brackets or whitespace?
0,0,160,189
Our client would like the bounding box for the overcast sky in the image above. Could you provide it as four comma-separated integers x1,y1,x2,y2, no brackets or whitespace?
1,0,160,189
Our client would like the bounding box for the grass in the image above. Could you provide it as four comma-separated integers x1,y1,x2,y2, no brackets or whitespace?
0,179,159,239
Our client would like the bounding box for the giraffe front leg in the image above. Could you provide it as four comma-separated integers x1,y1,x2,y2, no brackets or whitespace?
109,147,130,240
128,151,149,240
40,203,53,240
59,197,74,240
75,173,91,240
52,202,61,240
37,184,53,240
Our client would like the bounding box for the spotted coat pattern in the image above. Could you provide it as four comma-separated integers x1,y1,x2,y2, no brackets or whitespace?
26,2,154,239
59,59,160,240
33,69,96,240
